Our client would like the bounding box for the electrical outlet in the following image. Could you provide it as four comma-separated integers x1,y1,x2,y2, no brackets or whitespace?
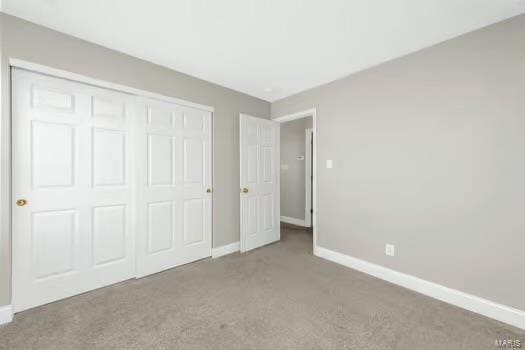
385,244,395,257
326,160,333,169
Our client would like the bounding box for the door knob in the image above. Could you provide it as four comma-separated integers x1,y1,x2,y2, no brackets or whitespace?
241,188,249,193
16,199,28,207
206,188,212,193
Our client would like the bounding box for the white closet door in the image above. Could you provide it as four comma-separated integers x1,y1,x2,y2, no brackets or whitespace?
12,69,136,312
135,98,212,277
239,114,280,252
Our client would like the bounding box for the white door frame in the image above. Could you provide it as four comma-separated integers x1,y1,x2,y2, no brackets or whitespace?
304,128,313,228
273,108,318,254
5,59,215,315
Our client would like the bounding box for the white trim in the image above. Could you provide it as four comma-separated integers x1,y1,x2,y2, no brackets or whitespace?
8,59,214,112
280,216,308,227
273,108,318,253
0,305,13,325
212,242,240,258
315,246,525,330
0,26,3,323
304,128,313,227
274,108,317,123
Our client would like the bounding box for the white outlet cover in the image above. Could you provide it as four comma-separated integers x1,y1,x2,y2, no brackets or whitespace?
326,160,333,169
385,244,395,256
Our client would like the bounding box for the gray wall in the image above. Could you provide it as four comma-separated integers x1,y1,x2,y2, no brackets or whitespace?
0,14,270,307
280,117,312,220
272,15,525,311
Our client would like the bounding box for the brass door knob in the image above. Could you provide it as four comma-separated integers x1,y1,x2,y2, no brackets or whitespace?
16,199,28,207
206,188,212,193
241,188,249,193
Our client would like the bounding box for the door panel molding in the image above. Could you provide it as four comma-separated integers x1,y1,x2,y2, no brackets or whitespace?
10,63,214,313
239,114,280,253
135,98,212,278
12,69,136,312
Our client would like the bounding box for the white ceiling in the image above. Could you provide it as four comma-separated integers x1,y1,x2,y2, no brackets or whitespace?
2,0,524,101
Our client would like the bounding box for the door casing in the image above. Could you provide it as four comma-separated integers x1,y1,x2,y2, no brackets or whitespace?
273,109,318,254
305,128,313,228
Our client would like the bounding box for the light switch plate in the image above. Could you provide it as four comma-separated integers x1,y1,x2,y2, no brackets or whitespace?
385,244,395,257
326,160,333,169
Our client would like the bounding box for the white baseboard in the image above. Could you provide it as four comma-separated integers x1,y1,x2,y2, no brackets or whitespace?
280,216,308,227
0,305,13,325
315,246,525,330
212,241,240,258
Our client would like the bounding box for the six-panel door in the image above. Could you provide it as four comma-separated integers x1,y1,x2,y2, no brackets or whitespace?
240,114,280,252
12,69,137,312
11,69,212,312
135,98,212,277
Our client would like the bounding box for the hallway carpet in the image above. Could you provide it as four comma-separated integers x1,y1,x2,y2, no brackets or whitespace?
0,225,523,349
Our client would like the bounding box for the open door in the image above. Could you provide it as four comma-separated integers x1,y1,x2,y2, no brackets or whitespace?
240,114,280,252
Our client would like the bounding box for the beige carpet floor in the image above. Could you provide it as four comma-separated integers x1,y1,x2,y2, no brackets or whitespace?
0,225,523,349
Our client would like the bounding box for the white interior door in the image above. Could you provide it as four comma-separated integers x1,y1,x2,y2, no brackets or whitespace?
12,68,136,312
135,98,212,277
240,114,280,252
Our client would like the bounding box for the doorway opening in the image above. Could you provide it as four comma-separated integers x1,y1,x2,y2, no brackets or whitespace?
274,109,317,254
